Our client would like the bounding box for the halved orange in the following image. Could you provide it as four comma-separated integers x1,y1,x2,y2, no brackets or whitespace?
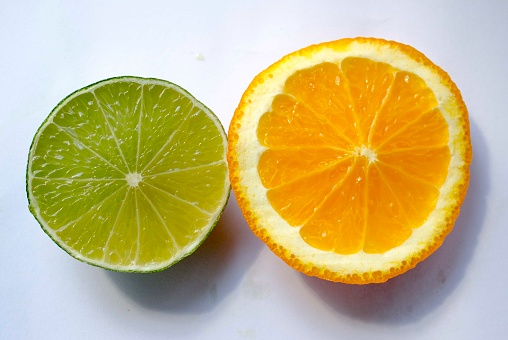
227,38,472,284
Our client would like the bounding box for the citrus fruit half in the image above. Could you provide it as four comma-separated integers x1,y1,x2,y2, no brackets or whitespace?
228,38,472,284
27,76,230,272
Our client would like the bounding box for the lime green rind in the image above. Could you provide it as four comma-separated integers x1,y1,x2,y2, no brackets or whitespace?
27,76,231,273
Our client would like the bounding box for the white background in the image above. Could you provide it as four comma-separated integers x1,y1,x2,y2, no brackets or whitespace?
1,1,507,339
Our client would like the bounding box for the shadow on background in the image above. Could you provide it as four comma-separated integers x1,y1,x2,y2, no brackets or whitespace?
303,119,488,324
107,193,263,313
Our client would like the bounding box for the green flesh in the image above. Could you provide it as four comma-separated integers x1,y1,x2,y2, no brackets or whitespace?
27,77,230,272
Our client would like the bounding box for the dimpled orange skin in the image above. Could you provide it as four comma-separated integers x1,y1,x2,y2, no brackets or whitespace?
227,38,472,284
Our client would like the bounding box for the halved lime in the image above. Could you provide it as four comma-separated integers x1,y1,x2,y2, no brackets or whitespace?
27,76,230,272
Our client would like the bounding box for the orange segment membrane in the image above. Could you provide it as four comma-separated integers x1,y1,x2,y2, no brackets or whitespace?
258,93,354,150
341,57,395,143
283,62,360,147
369,71,439,147
258,147,351,189
257,57,450,255
299,158,368,254
265,157,355,227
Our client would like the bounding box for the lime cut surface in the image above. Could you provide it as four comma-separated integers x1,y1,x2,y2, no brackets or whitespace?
27,77,230,272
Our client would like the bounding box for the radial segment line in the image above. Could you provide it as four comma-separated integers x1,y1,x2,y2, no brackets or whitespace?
285,93,357,147
371,163,412,225
137,185,180,251
51,122,126,176
337,63,365,144
269,155,354,190
134,189,141,264
366,72,397,145
33,177,125,182
266,145,352,153
374,106,440,151
379,144,449,155
376,159,441,188
101,187,132,261
298,158,358,228
143,181,212,215
139,106,193,174
55,184,127,234
92,90,132,173
135,85,144,172
359,162,370,250
142,160,224,178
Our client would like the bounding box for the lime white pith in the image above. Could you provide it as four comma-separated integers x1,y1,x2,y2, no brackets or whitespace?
27,77,230,272
229,39,471,282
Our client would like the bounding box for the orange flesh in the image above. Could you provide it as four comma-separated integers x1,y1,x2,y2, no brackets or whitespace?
257,57,450,254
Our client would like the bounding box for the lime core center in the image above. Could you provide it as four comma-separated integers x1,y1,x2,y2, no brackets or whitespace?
126,172,143,187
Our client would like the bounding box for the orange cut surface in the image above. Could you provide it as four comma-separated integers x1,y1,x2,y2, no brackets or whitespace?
228,38,472,284
257,58,450,255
